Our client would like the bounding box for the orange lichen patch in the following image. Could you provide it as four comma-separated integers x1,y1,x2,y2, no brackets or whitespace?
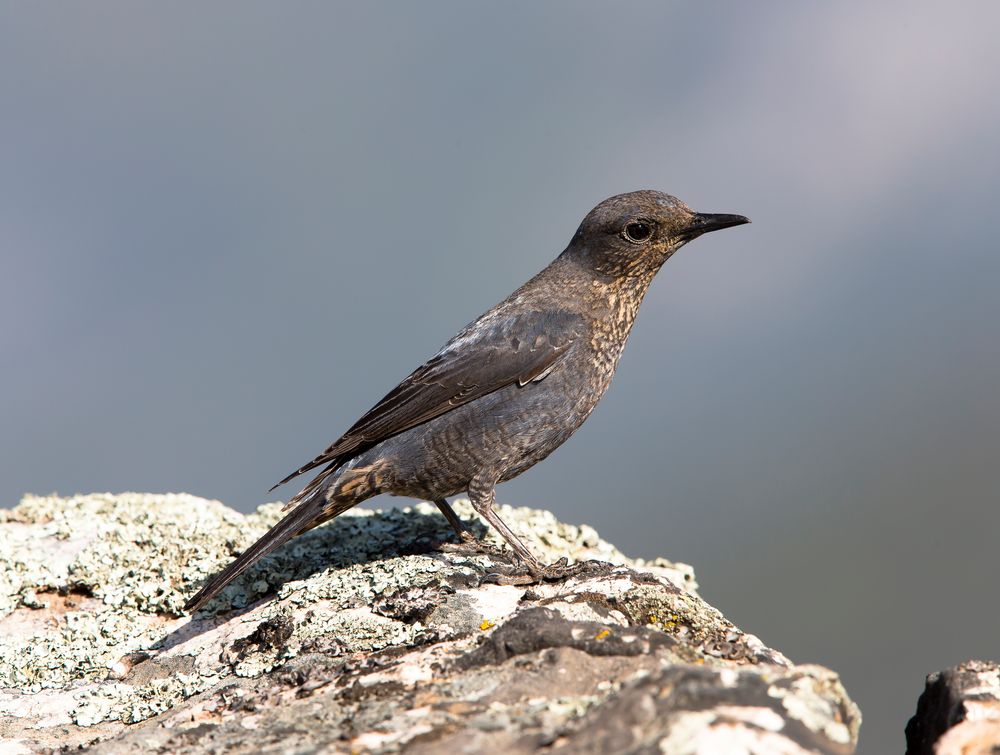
594,629,611,641
0,589,102,636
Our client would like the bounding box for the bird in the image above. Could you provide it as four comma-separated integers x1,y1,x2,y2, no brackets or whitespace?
184,190,749,612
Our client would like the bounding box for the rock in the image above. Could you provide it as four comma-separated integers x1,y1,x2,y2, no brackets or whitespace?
906,660,1000,755
0,493,861,753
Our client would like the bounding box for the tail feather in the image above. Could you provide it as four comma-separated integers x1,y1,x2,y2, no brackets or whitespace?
185,494,336,613
269,453,343,493
186,461,386,613
279,462,341,512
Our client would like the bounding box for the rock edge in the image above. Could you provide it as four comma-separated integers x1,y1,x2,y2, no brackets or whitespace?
0,492,860,754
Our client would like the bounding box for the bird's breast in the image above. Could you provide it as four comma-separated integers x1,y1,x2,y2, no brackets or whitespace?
583,294,644,389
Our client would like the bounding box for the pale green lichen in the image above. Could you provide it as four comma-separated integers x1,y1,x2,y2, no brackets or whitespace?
0,492,251,617
0,492,257,693
0,492,697,729
768,666,860,745
73,672,222,726
1,493,862,753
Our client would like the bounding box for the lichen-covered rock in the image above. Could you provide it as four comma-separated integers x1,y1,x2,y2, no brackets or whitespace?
906,660,1000,755
0,493,860,753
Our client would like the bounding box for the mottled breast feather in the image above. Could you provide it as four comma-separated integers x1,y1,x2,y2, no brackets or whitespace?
271,309,585,489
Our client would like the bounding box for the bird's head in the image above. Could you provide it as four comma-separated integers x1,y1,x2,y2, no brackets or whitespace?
566,190,749,281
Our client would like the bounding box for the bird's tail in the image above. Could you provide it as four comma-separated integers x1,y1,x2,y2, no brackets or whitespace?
184,462,385,613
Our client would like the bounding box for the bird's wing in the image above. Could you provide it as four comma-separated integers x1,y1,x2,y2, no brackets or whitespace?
271,308,584,491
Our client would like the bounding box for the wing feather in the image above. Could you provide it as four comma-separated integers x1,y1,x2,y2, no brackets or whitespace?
270,309,582,491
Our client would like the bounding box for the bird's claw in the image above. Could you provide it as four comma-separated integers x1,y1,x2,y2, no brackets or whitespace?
482,556,610,586
436,536,613,586
457,529,478,545
529,557,589,581
437,539,506,558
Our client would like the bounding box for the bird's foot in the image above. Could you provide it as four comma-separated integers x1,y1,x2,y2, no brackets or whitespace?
436,538,508,558
483,557,613,586
456,528,478,545
425,521,483,555
435,536,616,586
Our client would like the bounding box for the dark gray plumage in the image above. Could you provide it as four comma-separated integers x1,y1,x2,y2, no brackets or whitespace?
185,190,749,612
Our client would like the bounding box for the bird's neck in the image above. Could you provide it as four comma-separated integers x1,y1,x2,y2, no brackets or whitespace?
537,254,658,328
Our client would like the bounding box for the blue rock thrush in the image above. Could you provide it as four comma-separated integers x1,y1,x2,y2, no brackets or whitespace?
185,190,749,611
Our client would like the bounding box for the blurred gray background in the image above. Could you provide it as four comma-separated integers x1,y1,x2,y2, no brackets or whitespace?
2,3,998,751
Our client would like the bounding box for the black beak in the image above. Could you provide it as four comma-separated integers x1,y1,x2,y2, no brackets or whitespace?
678,212,750,241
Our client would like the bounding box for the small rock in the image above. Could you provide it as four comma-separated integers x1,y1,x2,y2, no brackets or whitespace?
906,660,1000,755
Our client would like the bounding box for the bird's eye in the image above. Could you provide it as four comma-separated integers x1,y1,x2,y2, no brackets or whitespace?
623,222,653,243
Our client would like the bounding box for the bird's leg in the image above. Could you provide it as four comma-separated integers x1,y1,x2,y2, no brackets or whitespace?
433,498,477,544
439,477,598,585
466,474,546,573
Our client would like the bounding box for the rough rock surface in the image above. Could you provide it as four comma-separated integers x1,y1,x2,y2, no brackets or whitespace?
906,660,1000,755
0,493,861,753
